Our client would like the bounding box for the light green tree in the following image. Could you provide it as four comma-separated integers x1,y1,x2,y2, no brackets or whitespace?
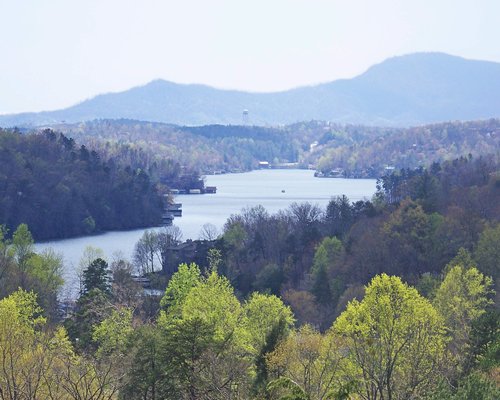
159,262,201,318
181,271,248,346
267,325,350,400
93,307,133,357
244,292,295,353
12,223,34,269
433,261,493,373
311,236,343,305
474,223,500,279
158,267,253,398
334,274,447,400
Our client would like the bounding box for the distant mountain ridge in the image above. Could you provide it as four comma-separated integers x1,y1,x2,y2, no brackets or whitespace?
2,52,500,127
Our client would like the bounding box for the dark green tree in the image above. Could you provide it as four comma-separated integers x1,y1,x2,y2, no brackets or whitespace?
253,316,288,397
82,258,111,296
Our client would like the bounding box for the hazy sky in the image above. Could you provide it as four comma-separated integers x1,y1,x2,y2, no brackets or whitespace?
1,0,499,114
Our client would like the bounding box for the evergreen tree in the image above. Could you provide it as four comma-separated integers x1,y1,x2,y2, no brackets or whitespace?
81,258,111,296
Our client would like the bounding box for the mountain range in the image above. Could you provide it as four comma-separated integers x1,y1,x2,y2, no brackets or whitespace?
2,52,500,127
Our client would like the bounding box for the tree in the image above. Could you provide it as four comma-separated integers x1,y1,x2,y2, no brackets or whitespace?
134,230,162,274
433,261,493,373
474,223,500,279
78,245,105,293
267,325,349,400
158,225,184,274
12,223,34,287
158,268,252,398
283,289,321,327
0,226,14,299
325,195,354,238
110,257,142,308
160,262,201,318
82,258,111,296
253,317,289,396
253,263,284,296
244,292,294,353
199,223,219,241
12,223,34,267
311,237,343,305
66,288,112,351
334,274,447,400
0,289,46,398
180,271,247,345
120,325,166,400
381,198,444,276
26,248,64,319
93,307,133,357
161,317,219,399
465,309,500,374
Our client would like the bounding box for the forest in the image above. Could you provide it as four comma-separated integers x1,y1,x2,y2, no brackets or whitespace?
49,118,500,177
0,129,164,240
0,154,498,399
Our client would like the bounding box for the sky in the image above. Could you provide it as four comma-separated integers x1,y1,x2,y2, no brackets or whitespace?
1,0,500,114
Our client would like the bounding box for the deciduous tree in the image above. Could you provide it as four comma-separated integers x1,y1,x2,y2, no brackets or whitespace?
334,274,447,400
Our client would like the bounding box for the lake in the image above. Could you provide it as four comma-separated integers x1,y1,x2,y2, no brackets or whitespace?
35,169,377,295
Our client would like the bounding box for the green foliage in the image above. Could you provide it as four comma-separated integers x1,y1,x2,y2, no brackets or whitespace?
93,307,133,357
12,223,34,271
466,309,500,373
207,247,222,272
474,223,500,279
244,292,295,352
311,237,343,276
181,271,247,345
25,249,64,318
82,215,96,234
433,261,494,373
434,263,493,335
82,257,111,295
430,373,500,400
416,272,441,299
120,325,166,400
253,263,284,295
160,262,201,317
311,237,343,305
267,324,350,400
0,289,45,329
0,129,163,240
253,316,289,395
452,373,500,400
267,377,308,400
0,224,63,319
382,198,444,276
65,288,112,350
334,274,447,399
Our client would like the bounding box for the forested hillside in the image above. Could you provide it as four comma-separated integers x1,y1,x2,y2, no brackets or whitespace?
309,119,500,177
51,119,300,173
50,118,500,177
0,155,498,399
0,129,163,240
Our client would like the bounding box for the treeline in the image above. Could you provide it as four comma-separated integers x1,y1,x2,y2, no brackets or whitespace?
311,119,500,177
0,129,163,240
52,119,299,174
47,118,500,177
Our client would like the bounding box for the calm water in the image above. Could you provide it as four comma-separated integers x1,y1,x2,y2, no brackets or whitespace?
35,169,376,294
